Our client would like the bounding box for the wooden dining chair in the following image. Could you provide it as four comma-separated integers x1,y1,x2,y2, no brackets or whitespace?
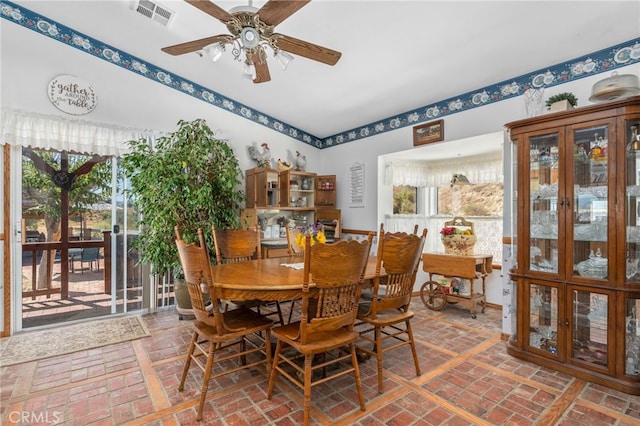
175,226,273,421
267,233,373,426
356,223,427,393
212,223,285,325
283,225,305,323
211,222,262,264
285,225,305,257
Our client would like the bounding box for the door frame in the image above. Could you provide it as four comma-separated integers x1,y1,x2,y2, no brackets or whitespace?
2,144,10,337
11,148,141,332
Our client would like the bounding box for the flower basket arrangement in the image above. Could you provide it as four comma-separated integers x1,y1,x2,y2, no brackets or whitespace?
440,226,476,256
295,223,326,249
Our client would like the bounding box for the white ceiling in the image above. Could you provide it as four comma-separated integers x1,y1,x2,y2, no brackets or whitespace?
4,0,640,141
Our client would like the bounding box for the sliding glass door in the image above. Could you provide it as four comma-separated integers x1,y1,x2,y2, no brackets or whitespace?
17,147,144,329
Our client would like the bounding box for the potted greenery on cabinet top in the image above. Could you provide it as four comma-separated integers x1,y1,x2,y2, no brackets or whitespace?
545,92,578,112
122,119,244,313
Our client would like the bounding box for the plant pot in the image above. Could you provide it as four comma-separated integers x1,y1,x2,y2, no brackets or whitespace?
441,234,476,256
549,99,573,112
174,278,194,319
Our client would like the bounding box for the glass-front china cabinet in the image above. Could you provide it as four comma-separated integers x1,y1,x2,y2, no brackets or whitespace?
506,96,640,395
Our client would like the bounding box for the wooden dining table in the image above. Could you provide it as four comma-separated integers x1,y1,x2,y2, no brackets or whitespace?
210,255,382,302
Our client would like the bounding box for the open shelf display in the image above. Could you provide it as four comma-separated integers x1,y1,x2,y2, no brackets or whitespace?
316,175,336,208
245,169,339,243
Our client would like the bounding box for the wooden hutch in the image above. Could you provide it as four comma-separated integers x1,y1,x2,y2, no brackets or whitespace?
505,96,640,394
244,167,339,257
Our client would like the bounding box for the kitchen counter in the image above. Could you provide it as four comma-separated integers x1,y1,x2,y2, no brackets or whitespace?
261,239,289,258
260,238,336,258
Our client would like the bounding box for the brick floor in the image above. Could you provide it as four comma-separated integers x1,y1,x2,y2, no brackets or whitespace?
2,301,640,425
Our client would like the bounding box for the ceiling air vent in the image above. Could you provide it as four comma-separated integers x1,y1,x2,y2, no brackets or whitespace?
134,0,174,27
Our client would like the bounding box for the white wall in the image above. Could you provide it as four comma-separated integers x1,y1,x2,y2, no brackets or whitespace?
316,64,640,231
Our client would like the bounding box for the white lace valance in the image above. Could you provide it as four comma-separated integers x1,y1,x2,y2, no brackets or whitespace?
1,109,164,157
385,151,503,187
384,161,431,187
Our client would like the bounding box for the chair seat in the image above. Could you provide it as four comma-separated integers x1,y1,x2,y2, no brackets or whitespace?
194,308,272,340
357,304,415,325
227,299,263,309
223,307,273,328
272,322,359,354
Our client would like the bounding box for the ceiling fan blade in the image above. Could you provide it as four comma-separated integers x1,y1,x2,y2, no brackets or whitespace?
257,0,310,26
247,50,271,84
184,0,233,22
274,33,341,66
161,35,231,55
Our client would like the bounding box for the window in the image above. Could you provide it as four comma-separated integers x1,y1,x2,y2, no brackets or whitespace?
381,132,504,260
438,182,503,217
393,185,417,214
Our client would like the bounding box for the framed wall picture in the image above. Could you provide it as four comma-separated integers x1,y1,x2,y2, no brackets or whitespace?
413,119,444,146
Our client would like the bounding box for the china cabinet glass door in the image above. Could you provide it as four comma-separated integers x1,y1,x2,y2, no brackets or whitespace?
625,296,640,376
624,117,640,378
570,287,612,373
510,141,518,341
528,134,560,274
571,124,610,282
527,281,561,359
625,121,640,284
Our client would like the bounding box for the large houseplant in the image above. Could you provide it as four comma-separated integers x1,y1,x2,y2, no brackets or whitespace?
122,119,244,314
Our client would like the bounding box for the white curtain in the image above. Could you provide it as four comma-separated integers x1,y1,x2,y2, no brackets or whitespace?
384,162,431,187
1,109,163,157
385,151,503,187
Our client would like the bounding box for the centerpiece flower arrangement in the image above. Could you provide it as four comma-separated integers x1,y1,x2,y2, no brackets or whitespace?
295,223,327,249
440,225,476,255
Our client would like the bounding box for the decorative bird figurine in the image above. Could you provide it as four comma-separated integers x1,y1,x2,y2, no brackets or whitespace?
248,142,271,168
277,158,292,171
295,151,306,171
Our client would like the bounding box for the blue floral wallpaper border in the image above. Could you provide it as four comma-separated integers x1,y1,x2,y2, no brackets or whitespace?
325,39,640,148
2,0,639,149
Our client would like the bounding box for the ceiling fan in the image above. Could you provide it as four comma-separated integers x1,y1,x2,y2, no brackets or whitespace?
161,0,342,83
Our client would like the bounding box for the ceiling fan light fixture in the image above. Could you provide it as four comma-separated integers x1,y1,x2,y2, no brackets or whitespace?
240,27,260,49
242,62,257,80
274,50,294,70
204,43,223,62
163,0,342,83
